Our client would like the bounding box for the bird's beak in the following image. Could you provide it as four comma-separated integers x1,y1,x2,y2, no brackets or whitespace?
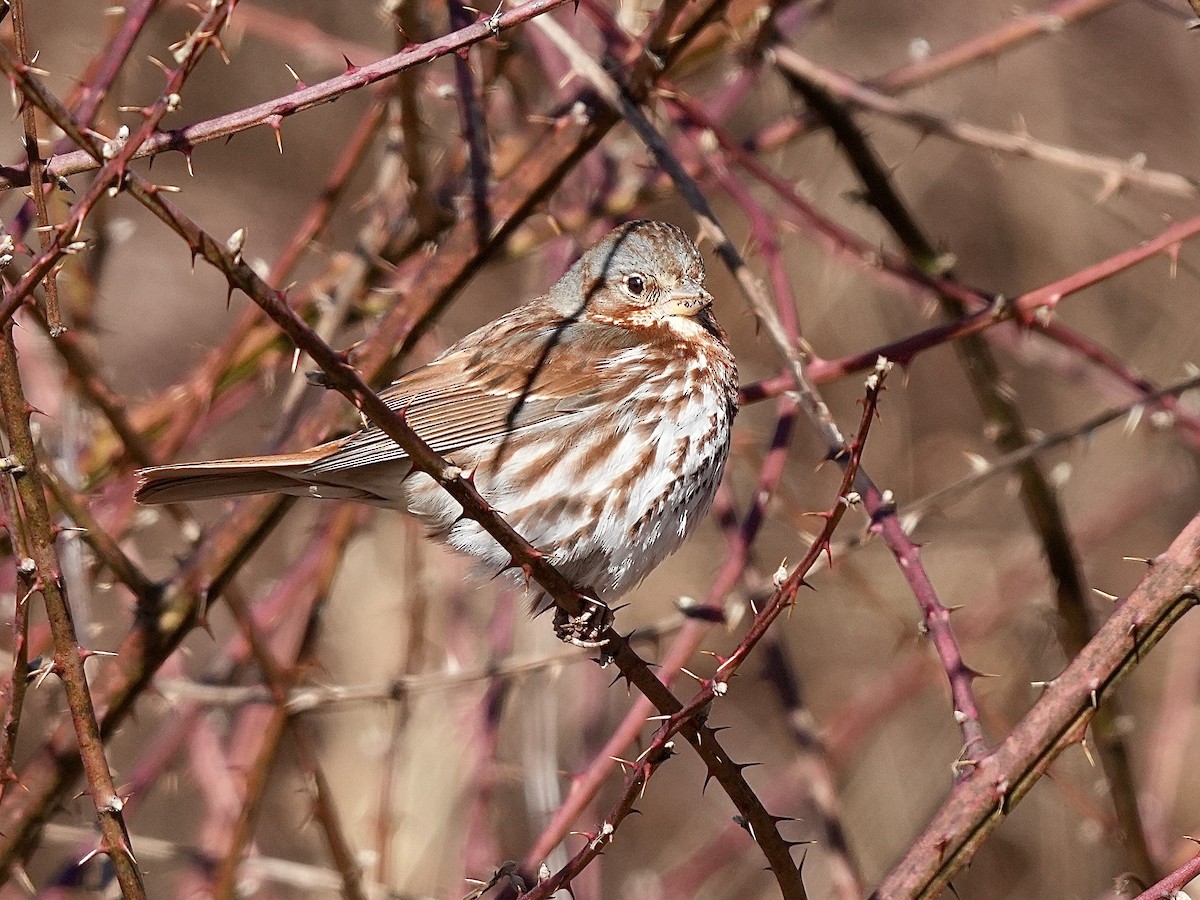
660,287,714,317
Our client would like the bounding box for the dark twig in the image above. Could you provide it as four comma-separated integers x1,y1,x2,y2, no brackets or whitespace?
448,0,494,247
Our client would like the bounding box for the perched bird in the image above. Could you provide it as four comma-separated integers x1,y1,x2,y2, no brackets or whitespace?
137,220,738,631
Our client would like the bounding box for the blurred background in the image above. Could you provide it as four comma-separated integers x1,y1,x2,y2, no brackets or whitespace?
1,0,1199,897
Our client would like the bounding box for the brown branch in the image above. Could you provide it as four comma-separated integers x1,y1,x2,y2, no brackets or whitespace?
0,324,146,897
872,516,1200,898
0,434,31,799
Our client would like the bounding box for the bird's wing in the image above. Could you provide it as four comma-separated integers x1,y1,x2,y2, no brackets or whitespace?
306,312,634,474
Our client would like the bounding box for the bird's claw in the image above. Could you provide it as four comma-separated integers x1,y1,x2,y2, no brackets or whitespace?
553,596,614,648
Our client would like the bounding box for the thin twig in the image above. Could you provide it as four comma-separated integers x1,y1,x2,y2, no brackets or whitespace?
10,0,63,335
772,47,1199,199
448,0,494,248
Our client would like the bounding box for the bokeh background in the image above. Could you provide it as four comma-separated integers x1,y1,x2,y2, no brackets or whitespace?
1,0,1199,897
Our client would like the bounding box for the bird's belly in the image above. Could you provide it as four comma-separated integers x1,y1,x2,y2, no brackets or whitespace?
401,385,732,601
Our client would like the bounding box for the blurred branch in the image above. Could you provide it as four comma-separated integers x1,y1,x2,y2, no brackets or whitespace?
211,534,365,900
447,0,494,247
392,2,445,238
905,373,1200,522
39,822,399,896
772,48,1200,199
749,0,1123,154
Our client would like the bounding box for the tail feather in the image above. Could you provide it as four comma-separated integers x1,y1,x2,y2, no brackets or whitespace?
135,440,360,505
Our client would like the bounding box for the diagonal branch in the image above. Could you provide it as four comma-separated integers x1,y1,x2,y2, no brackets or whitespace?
872,516,1200,899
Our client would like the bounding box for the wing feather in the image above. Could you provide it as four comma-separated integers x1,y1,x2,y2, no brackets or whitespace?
307,310,630,475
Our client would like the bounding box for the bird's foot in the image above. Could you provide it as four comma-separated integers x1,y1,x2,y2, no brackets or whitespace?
553,595,614,649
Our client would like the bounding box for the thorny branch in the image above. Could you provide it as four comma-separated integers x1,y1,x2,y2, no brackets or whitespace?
0,1,1197,897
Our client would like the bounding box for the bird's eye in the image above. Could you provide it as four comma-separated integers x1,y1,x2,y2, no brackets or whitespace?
625,274,646,296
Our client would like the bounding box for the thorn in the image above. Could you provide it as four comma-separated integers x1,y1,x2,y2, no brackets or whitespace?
266,114,284,154
284,63,306,89
1092,588,1120,603
28,656,57,687
78,647,119,662
1080,736,1096,768
342,54,359,74
146,54,171,76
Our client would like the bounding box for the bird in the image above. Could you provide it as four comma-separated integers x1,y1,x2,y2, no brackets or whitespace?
136,220,738,638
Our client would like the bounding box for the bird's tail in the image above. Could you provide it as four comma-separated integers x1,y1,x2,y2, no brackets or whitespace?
135,440,358,505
